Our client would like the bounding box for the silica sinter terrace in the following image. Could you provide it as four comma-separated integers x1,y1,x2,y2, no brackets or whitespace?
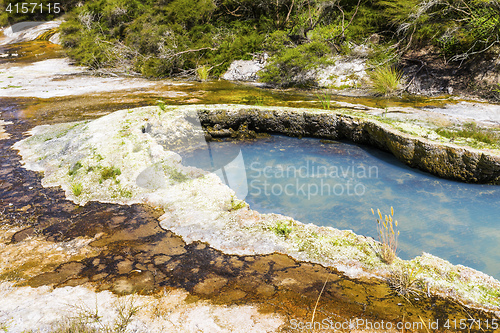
181,135,500,279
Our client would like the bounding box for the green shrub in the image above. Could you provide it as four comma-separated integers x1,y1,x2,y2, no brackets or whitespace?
386,0,500,62
260,40,332,88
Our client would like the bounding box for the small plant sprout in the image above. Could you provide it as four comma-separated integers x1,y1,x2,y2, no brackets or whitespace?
72,183,83,196
316,92,332,110
371,207,399,264
156,100,166,111
271,220,294,239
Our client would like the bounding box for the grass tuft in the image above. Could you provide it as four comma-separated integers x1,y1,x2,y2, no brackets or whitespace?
387,265,422,302
316,92,332,109
196,65,210,81
100,166,121,182
51,297,140,333
69,162,83,176
156,100,166,112
369,65,403,96
230,197,248,211
72,183,83,196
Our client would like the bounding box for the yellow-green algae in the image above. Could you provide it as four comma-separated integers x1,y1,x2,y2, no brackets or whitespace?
13,104,500,314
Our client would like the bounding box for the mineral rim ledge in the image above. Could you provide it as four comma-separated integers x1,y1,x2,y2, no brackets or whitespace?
12,104,500,314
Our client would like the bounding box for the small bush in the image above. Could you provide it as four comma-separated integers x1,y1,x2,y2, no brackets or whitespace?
260,41,332,88
369,65,403,96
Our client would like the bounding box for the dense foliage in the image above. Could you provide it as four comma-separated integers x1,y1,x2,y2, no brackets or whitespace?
19,0,498,84
57,0,376,80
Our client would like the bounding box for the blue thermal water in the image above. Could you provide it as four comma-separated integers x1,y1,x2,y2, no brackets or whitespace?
181,135,500,279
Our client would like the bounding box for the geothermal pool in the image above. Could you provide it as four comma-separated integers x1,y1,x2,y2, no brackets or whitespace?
181,135,500,278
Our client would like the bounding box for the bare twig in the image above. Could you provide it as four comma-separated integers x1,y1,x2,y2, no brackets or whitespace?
311,271,331,325
170,47,217,57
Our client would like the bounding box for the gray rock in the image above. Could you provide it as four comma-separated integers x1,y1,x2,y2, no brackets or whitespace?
317,57,370,89
222,56,267,82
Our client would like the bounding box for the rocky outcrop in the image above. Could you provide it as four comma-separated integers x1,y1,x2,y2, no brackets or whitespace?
222,55,371,90
222,56,267,82
316,57,370,89
197,105,500,184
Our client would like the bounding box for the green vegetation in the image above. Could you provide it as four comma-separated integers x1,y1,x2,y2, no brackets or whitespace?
316,92,332,109
118,187,133,198
259,39,333,87
165,166,189,183
69,162,83,176
100,166,121,182
1,85,22,89
371,207,399,264
156,100,166,111
241,95,265,106
196,65,210,81
270,220,294,239
230,197,248,211
71,183,83,196
436,122,500,146
55,0,500,87
369,65,403,96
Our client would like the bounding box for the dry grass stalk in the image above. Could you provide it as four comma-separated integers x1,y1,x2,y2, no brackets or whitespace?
371,206,399,264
